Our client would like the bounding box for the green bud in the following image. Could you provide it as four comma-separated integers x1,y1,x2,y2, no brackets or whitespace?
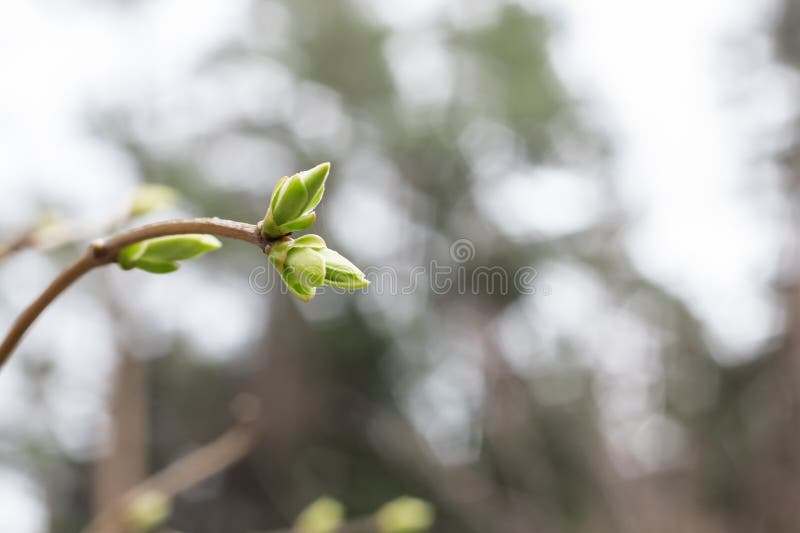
126,490,172,532
272,175,308,224
278,211,317,233
262,163,331,238
129,184,180,217
118,241,149,269
126,256,180,274
267,235,368,301
297,162,330,213
118,234,222,274
375,497,434,533
294,496,345,533
267,237,292,269
319,248,369,290
293,234,328,248
268,237,325,302
286,247,327,287
269,176,288,214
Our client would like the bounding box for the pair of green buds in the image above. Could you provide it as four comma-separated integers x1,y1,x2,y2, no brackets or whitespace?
294,495,434,533
261,163,368,301
118,163,368,302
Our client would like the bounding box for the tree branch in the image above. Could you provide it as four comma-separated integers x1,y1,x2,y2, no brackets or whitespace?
0,219,92,263
84,394,261,533
0,217,271,368
0,231,35,262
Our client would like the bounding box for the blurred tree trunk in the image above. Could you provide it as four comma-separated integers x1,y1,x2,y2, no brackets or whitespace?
92,347,149,533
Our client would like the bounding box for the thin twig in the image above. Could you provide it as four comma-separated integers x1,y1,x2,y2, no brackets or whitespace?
84,394,261,533
0,219,101,263
0,231,35,262
94,218,266,257
0,195,190,266
0,217,271,368
0,250,97,367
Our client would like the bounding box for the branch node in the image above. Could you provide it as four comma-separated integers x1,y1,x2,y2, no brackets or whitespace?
90,239,110,260
255,222,280,255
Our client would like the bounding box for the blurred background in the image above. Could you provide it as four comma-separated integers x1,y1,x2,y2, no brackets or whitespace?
0,0,798,531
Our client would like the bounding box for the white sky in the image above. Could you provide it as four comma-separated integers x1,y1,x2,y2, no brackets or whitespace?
542,0,793,358
0,0,795,528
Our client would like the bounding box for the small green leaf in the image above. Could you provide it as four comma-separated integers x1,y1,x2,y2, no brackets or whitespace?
286,247,326,288
282,271,318,302
118,241,147,270
269,176,288,213
133,258,180,274
294,496,345,533
293,234,326,249
261,211,283,239
320,248,369,289
269,238,326,300
305,185,325,214
268,238,292,272
272,175,308,224
139,234,222,262
279,211,317,233
117,234,222,274
298,162,329,213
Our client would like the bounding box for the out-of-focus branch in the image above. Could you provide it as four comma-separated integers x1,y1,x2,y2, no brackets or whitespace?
0,219,91,263
0,231,35,262
0,184,182,263
84,394,261,533
0,217,272,369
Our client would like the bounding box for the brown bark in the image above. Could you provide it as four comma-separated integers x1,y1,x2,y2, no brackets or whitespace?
93,350,149,533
